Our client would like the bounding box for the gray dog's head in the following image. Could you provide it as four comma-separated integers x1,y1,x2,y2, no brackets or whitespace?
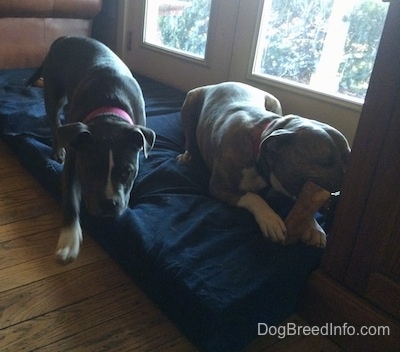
257,115,350,197
58,120,155,217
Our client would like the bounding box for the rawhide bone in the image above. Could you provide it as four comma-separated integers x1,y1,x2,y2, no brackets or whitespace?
284,181,331,248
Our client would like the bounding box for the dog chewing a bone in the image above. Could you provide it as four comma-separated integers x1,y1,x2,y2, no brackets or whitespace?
28,37,156,264
177,82,350,247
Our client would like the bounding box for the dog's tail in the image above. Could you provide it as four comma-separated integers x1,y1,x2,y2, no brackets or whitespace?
26,64,44,87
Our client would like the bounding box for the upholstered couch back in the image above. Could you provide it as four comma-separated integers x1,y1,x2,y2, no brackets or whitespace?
0,0,102,69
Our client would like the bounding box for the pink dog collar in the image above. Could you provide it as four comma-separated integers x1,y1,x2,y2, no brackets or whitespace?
83,107,134,125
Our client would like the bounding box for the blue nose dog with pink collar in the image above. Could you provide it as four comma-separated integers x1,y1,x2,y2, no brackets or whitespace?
27,36,156,264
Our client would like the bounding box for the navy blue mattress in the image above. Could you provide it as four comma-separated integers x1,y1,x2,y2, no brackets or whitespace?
0,69,323,352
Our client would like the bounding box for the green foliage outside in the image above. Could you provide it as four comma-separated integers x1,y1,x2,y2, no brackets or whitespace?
260,0,333,85
339,1,388,97
158,0,211,56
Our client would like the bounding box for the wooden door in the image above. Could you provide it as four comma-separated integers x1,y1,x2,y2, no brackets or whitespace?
321,0,400,310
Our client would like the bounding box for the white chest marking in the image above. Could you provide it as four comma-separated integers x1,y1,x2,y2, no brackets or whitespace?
105,149,115,198
239,167,267,192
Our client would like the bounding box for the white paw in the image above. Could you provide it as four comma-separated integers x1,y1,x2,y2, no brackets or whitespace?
55,220,82,264
300,220,327,248
309,231,327,248
176,151,192,163
237,193,287,243
255,211,287,243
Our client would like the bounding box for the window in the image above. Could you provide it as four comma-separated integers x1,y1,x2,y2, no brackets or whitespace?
144,0,212,59
253,0,388,101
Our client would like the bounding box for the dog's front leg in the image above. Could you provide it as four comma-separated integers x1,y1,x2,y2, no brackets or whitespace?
55,152,83,264
210,167,287,242
237,192,287,243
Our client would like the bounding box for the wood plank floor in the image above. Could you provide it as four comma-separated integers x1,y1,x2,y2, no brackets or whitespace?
0,141,343,352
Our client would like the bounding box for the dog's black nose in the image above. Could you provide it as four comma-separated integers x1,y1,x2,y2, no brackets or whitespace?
101,198,120,215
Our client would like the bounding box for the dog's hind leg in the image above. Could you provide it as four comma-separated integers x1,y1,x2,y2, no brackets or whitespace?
177,87,205,163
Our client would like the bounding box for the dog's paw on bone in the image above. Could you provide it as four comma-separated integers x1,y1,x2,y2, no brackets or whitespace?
284,181,331,248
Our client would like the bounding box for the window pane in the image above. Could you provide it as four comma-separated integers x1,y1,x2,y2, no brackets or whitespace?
253,0,389,101
144,0,212,59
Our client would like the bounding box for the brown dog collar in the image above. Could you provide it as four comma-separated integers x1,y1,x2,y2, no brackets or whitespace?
83,107,134,125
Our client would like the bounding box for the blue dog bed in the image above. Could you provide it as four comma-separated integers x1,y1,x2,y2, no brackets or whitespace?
0,69,323,351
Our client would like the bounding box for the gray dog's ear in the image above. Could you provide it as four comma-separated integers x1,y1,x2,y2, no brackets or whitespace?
257,129,295,180
57,122,92,150
131,126,156,158
260,129,295,155
258,129,295,178
325,128,351,163
259,115,300,153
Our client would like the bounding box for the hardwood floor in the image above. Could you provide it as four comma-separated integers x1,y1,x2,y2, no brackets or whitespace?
0,141,343,352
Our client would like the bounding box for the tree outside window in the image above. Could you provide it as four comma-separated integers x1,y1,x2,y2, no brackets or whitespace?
256,0,388,100
145,0,212,58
